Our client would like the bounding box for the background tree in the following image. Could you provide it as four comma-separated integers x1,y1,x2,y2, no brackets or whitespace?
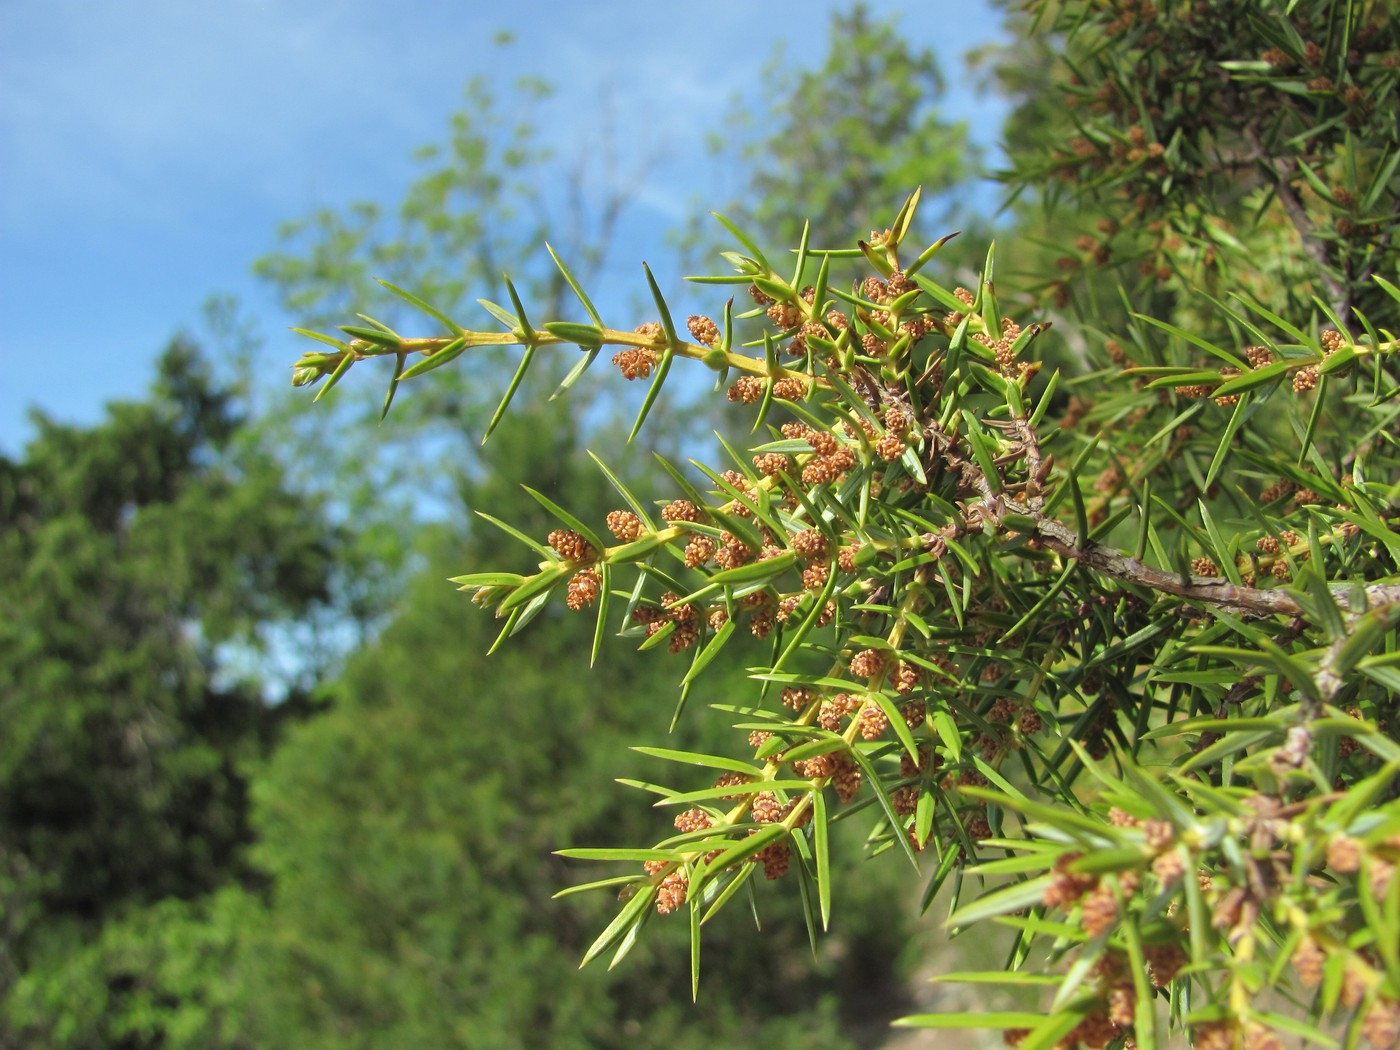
687,3,983,259
0,340,341,1046
286,2,1400,1048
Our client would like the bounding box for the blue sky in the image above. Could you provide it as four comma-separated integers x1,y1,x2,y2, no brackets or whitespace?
0,0,1010,454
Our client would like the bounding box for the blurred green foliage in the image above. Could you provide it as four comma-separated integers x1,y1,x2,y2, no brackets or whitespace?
707,3,980,248
0,342,339,1045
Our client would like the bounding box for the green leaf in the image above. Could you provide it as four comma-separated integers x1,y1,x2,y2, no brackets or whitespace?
356,312,402,337
609,534,666,563
628,347,674,442
710,212,770,271
1189,641,1320,703
958,787,1107,840
808,251,831,324
967,850,1064,877
546,243,605,326
869,689,921,768
911,272,972,314
895,1011,1054,1030
522,485,605,553
552,874,647,899
789,220,813,291
697,863,757,925
1210,359,1292,397
906,231,961,279
1298,548,1345,641
379,349,407,421
1027,368,1061,429
848,747,920,869
1069,472,1089,548
1017,1007,1089,1050
1332,604,1400,680
1197,500,1239,585
641,261,679,345
707,550,799,586
497,565,566,614
291,327,351,352
1370,270,1400,304
1225,293,1313,348
753,273,796,307
1246,1011,1339,1049
450,570,527,589
771,558,839,677
933,972,1061,986
580,882,656,968
555,847,683,862
1318,344,1358,375
1178,729,1275,774
630,746,757,776
960,410,1002,492
1328,759,1400,829
1297,370,1328,463
680,615,737,691
484,341,539,442
375,278,465,335
476,297,520,329
1142,368,1224,389
946,875,1054,928
1204,392,1250,491
398,336,469,381
1066,847,1147,874
698,824,785,874
543,321,604,348
944,312,974,374
685,273,756,286
338,324,402,348
1361,149,1400,212
977,242,999,333
501,274,533,335
553,341,604,399
660,780,814,806
688,887,702,1000
1001,562,1077,645
778,735,850,765
487,606,524,655
1131,312,1241,367
589,560,611,667
1294,159,1341,206
588,452,658,531
312,350,355,401
475,510,553,558
889,187,921,245
931,708,962,762
813,790,831,930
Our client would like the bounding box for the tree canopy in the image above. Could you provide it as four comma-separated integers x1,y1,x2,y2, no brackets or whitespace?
0,340,340,1044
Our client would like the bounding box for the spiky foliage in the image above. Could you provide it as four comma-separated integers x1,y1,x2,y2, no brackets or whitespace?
287,2,1400,1046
